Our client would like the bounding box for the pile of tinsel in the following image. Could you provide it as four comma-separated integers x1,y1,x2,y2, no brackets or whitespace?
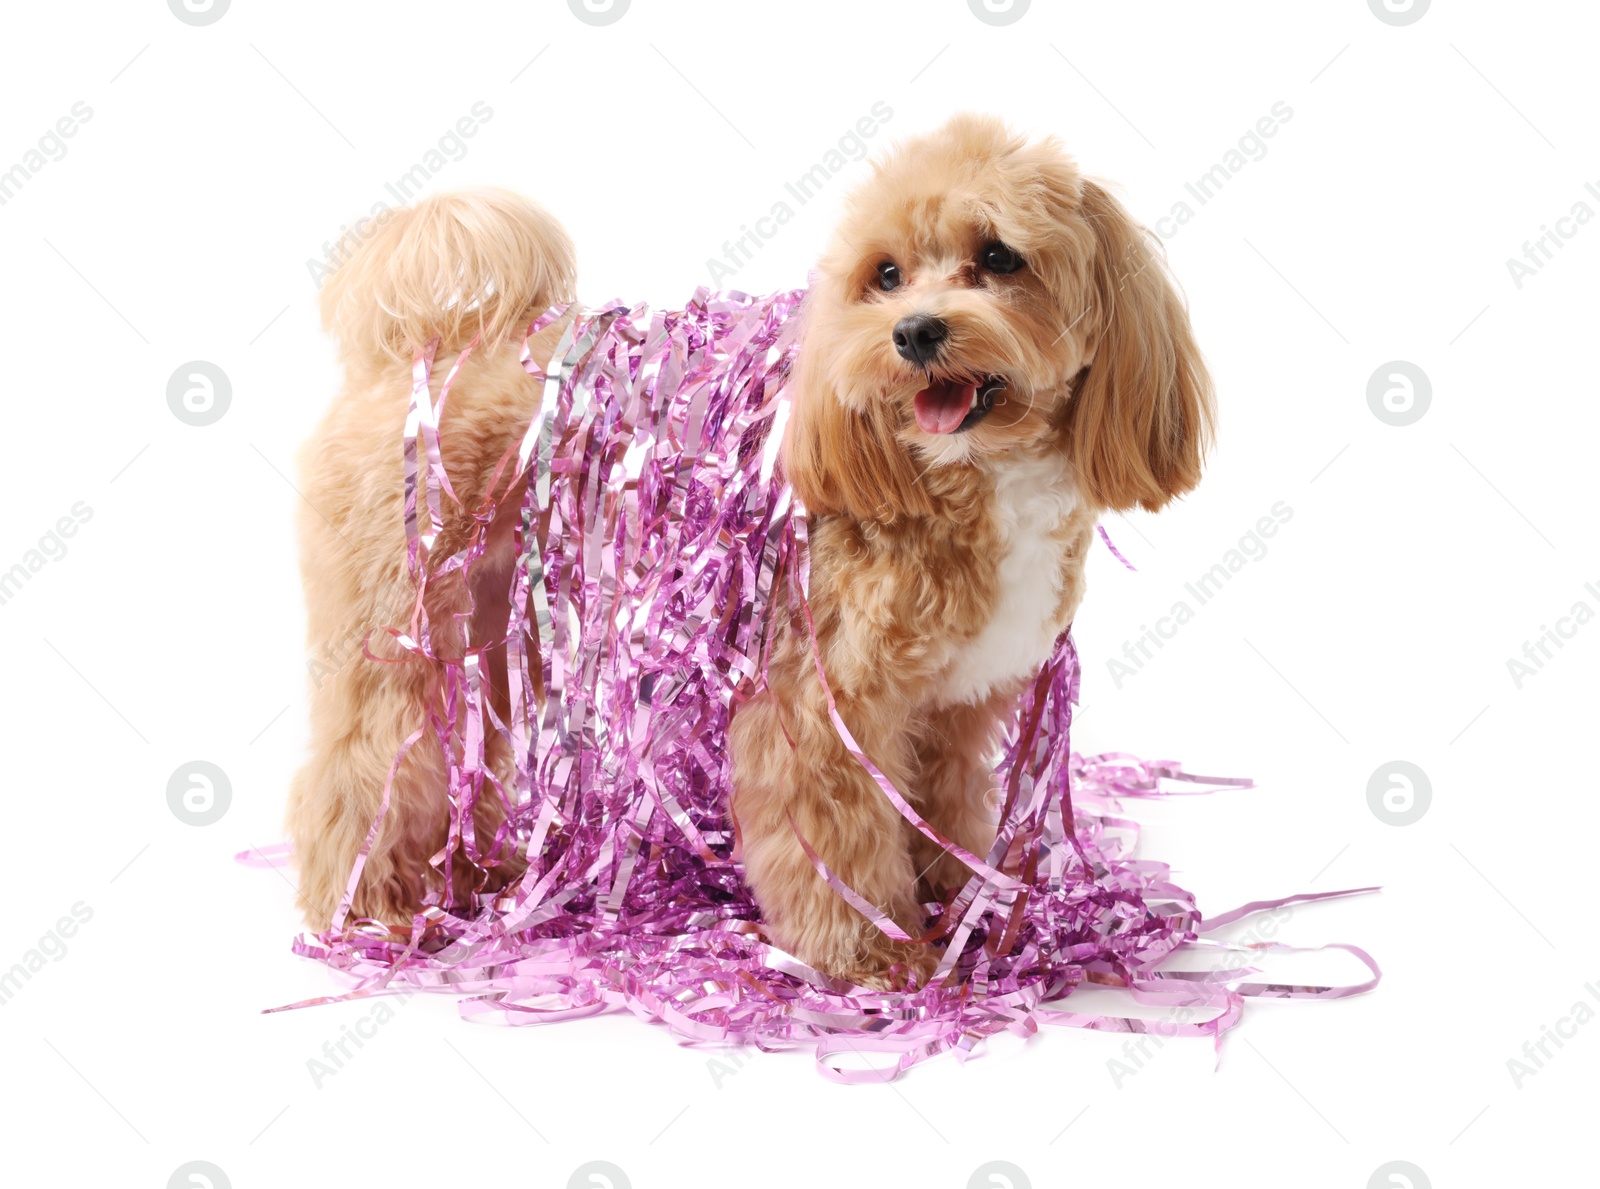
257,289,1377,1081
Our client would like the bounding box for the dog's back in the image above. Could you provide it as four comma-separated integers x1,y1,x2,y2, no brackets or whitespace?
291,190,577,928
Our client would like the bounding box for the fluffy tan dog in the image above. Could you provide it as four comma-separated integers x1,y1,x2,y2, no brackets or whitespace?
289,114,1212,989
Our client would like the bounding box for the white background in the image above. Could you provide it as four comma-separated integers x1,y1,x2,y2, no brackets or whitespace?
2,1,1595,1186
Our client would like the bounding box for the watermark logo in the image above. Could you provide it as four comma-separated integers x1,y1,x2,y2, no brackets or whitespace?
1106,1020,1197,1087
1107,905,1292,1085
307,991,415,1087
1367,760,1430,826
1506,981,1600,1087
307,102,495,288
1368,1161,1430,1188
969,1162,1031,1189
1154,102,1295,240
168,1161,231,1188
1107,501,1294,689
1367,0,1429,26
568,0,630,26
167,0,230,27
968,0,1031,26
1506,582,1598,688
0,502,93,609
167,361,231,427
568,1162,631,1189
1506,184,1597,289
168,761,232,826
707,102,894,284
0,101,94,209
0,902,93,1008
307,573,414,688
706,1046,755,1088
1366,361,1430,426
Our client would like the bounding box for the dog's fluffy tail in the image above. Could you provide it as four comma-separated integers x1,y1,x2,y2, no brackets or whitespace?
319,188,577,366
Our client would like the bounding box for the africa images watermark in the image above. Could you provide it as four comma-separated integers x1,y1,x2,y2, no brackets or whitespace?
306,101,497,288
306,990,416,1088
0,902,94,1007
1152,101,1294,241
1505,180,1599,290
0,100,94,209
1106,502,1294,689
307,622,376,691
1106,903,1293,1087
0,502,94,609
705,1045,757,1089
1504,580,1599,688
1506,979,1600,1089
705,101,894,284
306,574,417,690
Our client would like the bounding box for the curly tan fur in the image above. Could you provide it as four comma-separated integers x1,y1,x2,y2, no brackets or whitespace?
288,115,1212,988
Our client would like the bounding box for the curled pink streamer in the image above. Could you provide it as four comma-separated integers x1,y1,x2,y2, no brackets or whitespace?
1097,523,1138,571
259,288,1379,1081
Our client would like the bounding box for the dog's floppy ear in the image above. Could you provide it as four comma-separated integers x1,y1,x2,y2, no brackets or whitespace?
1067,181,1214,513
782,356,933,523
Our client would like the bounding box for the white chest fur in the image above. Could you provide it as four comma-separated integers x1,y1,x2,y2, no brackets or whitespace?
935,456,1079,706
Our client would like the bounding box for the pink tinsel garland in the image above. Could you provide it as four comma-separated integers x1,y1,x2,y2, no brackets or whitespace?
260,289,1378,1082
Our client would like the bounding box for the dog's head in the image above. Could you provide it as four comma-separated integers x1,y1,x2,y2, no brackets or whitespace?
784,114,1213,520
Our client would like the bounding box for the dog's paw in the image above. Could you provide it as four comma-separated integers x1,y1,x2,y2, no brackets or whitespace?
844,940,940,992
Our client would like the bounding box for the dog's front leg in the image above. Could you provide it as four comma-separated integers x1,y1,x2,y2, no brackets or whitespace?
906,695,1011,902
732,576,953,985
730,671,934,989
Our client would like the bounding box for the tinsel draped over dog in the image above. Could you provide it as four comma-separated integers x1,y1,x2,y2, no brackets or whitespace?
257,288,1378,1082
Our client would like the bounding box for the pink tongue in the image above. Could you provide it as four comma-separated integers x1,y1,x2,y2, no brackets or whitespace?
913,379,976,435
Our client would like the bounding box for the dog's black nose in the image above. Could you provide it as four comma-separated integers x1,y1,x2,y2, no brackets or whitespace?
892,314,948,366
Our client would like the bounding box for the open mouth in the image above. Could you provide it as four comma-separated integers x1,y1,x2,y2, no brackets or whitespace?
912,374,1007,435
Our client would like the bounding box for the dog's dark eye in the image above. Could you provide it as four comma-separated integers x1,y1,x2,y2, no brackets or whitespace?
980,242,1024,274
876,261,902,292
